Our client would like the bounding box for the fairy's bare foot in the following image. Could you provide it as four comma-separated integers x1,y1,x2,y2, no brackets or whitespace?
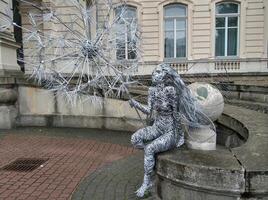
135,174,152,198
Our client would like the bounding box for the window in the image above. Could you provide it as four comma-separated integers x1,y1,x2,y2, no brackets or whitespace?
215,2,239,57
13,0,25,72
115,5,137,60
164,4,187,58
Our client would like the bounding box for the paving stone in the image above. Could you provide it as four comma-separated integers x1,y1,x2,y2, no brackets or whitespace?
72,153,155,200
0,127,137,199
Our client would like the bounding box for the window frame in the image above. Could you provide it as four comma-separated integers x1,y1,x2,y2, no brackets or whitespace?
215,2,240,58
164,3,188,59
114,5,138,60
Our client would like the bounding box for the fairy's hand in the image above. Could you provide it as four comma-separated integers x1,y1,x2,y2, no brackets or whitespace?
128,98,150,114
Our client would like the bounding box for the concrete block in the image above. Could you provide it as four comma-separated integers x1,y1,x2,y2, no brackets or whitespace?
185,127,216,150
0,88,17,103
240,92,268,104
156,149,245,200
158,178,239,200
17,115,48,127
56,93,104,116
52,115,104,129
248,171,268,195
104,98,145,119
0,34,21,73
0,105,17,129
225,134,244,148
104,117,143,132
18,86,55,115
222,91,240,100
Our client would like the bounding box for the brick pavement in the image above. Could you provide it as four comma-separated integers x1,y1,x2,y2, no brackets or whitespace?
72,153,155,200
0,128,138,200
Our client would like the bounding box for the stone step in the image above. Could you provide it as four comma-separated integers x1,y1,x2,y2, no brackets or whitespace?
156,104,268,199
226,99,268,114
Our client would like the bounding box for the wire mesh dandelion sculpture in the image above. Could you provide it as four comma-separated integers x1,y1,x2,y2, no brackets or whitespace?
0,0,142,103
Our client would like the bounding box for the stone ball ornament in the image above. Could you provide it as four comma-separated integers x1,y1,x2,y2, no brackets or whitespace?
188,82,224,121
185,82,224,151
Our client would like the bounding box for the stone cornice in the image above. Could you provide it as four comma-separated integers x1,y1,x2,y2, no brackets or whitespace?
0,32,20,49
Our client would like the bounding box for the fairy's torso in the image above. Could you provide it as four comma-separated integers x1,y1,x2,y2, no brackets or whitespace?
149,85,177,132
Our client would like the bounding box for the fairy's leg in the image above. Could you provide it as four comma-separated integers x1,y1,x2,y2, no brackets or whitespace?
177,125,185,147
136,133,177,197
131,126,161,149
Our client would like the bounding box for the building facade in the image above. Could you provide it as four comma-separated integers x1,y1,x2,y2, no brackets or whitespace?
108,1,268,70
1,0,268,85
96,0,268,85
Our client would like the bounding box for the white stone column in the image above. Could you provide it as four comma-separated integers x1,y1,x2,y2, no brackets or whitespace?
0,0,20,129
0,0,21,75
265,0,268,59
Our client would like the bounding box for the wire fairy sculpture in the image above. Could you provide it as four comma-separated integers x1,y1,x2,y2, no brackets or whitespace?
129,63,215,197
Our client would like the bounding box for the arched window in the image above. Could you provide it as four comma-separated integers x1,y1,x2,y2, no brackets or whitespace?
215,2,240,57
164,4,187,58
115,5,137,60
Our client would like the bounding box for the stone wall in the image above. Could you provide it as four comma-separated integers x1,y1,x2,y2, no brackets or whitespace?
0,77,18,129
156,104,268,200
16,86,145,132
0,0,22,129
95,0,268,76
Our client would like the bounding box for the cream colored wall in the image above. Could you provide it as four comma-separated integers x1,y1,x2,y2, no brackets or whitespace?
20,0,87,74
0,0,13,34
16,0,268,75
130,0,266,61
18,0,268,75
113,0,267,74
245,0,265,58
192,0,210,60
264,0,268,58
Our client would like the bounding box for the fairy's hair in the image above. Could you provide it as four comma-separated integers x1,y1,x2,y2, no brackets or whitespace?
155,63,215,131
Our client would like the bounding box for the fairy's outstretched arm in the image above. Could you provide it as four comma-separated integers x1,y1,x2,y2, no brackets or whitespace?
129,87,154,115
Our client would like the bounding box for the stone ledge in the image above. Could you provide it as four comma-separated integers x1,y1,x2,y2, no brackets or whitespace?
224,105,268,195
217,113,248,141
0,32,19,48
0,87,17,103
156,104,268,200
226,99,268,114
0,105,17,129
17,114,143,132
0,68,23,77
157,148,245,200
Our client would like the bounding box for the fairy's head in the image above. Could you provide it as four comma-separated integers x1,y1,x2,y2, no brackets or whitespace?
152,63,185,89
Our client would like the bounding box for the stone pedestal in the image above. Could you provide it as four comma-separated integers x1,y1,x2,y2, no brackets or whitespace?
156,105,268,200
0,32,21,76
0,86,18,129
0,105,17,129
0,0,21,129
185,127,216,150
